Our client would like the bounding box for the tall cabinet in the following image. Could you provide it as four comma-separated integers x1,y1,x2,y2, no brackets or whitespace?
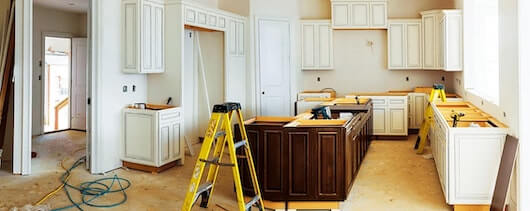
421,10,462,71
301,20,334,70
387,19,422,69
122,0,165,73
331,0,388,29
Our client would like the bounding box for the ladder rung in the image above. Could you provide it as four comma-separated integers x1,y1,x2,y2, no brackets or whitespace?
234,140,247,149
245,195,261,210
193,182,213,204
214,131,226,139
200,158,235,167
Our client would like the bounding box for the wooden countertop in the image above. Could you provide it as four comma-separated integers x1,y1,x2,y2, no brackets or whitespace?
347,92,409,96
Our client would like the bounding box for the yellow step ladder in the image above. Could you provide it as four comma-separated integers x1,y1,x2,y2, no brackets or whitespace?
181,102,264,211
414,84,447,154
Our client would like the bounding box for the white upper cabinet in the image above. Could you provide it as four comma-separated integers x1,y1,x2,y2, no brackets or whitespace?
331,0,387,29
301,20,334,70
123,0,165,74
228,19,245,56
421,10,462,71
387,19,422,69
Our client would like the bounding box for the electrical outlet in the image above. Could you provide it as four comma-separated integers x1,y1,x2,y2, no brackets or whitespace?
132,85,136,92
442,76,445,81
123,85,128,93
317,77,321,82
406,76,409,82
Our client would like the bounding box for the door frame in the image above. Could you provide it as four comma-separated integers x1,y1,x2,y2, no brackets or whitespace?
253,16,294,116
40,33,73,134
14,0,100,175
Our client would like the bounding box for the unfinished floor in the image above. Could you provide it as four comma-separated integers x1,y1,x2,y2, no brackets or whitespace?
0,132,450,211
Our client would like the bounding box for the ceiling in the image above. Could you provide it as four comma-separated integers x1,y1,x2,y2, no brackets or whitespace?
34,0,89,14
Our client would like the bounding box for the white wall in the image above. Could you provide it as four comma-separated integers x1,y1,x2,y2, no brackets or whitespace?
95,0,147,172
32,5,87,135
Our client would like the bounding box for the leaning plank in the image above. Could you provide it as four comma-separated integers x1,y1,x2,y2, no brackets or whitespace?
0,2,14,150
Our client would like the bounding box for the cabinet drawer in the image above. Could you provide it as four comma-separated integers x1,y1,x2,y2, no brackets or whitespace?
369,97,387,105
389,98,406,105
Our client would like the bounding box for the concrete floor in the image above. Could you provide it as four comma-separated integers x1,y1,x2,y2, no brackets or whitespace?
0,131,451,211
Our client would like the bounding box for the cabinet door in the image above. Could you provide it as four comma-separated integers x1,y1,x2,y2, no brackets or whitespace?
370,2,387,28
152,4,164,72
438,16,446,69
263,130,284,196
123,2,138,72
351,3,369,28
317,23,333,68
124,113,155,163
445,15,463,70
142,3,153,71
159,125,171,163
406,22,422,68
332,3,350,28
422,15,436,69
237,22,245,55
229,20,237,55
413,95,426,128
388,108,406,134
315,130,342,199
372,107,386,134
388,23,405,69
287,131,314,199
344,128,354,190
301,23,316,69
170,122,181,159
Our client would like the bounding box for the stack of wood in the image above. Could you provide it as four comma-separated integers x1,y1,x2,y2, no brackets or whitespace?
0,0,15,170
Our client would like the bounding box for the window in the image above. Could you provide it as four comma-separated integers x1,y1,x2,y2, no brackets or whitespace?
464,0,500,105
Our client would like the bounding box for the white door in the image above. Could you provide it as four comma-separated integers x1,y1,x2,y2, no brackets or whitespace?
257,18,291,116
71,38,87,130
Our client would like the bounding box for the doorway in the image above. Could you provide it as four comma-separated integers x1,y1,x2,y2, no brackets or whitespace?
182,29,225,143
30,0,89,174
42,36,71,133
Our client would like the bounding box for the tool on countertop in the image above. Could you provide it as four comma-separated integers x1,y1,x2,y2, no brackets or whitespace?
182,102,264,211
450,111,465,127
414,84,447,154
311,106,332,119
355,96,361,105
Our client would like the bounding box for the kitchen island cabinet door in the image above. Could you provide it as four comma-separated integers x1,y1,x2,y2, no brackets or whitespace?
286,130,315,200
237,126,261,196
262,129,285,199
314,129,345,200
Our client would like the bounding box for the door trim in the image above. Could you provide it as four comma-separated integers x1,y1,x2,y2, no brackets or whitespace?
254,16,293,116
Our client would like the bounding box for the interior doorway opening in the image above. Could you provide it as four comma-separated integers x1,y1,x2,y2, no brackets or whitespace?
43,36,71,133
182,28,225,144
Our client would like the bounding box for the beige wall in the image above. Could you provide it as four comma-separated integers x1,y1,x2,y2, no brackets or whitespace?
218,0,249,16
298,0,457,96
302,30,455,96
32,5,87,135
197,31,225,134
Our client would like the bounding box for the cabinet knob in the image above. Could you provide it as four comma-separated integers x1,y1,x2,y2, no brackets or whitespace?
262,91,265,95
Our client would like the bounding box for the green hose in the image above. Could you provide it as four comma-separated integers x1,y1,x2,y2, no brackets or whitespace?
51,156,131,211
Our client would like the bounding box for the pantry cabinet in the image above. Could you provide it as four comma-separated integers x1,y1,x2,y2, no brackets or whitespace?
331,0,387,29
301,20,334,70
122,0,165,73
123,107,183,167
421,10,462,71
387,19,422,69
350,95,407,136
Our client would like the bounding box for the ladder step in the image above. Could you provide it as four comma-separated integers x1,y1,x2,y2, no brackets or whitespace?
214,131,226,139
234,140,247,149
200,158,235,167
193,182,213,204
245,195,261,210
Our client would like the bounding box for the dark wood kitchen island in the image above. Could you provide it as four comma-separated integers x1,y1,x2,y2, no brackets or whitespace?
236,100,373,202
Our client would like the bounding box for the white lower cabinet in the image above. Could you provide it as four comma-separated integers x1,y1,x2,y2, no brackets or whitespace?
429,104,507,204
408,93,427,129
123,107,183,167
350,95,407,136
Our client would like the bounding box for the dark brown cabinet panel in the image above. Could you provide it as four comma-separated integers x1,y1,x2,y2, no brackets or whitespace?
287,131,313,199
263,130,283,195
316,131,342,199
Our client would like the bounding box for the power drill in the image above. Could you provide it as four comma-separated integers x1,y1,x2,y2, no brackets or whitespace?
311,106,332,119
451,111,465,127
